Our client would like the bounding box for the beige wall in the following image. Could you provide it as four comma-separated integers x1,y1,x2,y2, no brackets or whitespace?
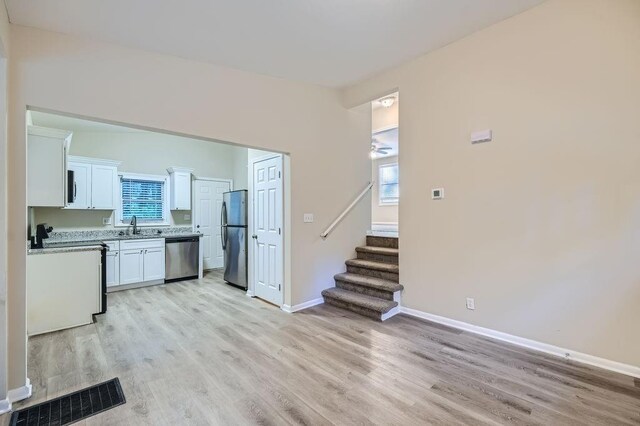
344,0,640,367
371,156,399,225
33,130,249,231
7,25,370,390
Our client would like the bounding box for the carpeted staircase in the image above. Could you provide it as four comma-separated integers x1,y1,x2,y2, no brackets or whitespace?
322,235,401,321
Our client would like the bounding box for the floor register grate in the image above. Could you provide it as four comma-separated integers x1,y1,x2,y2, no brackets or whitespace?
10,378,126,426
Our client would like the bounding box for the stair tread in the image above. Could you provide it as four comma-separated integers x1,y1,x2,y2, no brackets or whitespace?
355,246,399,256
321,288,398,313
334,272,403,292
345,258,399,273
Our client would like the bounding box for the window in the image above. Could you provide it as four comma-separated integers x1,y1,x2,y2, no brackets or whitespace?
118,174,170,226
379,163,399,205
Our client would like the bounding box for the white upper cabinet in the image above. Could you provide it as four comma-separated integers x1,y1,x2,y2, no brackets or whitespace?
66,161,91,209
66,156,120,210
167,167,193,210
91,164,119,209
27,125,73,207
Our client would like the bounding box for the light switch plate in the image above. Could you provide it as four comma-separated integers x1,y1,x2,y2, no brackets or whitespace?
303,213,314,223
102,217,112,225
432,188,444,200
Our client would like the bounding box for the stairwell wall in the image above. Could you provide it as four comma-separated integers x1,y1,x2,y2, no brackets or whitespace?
343,0,640,367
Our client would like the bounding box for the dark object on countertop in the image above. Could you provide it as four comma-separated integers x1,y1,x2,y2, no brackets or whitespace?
30,223,53,249
118,231,125,236
157,229,162,234
9,377,125,426
130,215,141,235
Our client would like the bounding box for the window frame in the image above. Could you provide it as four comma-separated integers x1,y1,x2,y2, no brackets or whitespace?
378,162,399,206
116,172,171,227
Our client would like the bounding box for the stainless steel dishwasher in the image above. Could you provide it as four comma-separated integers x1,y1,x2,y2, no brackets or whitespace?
165,236,200,282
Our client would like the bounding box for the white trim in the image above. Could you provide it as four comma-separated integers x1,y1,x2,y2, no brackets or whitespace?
246,289,255,297
27,125,72,140
371,222,398,233
7,378,32,404
166,166,194,174
192,176,233,190
0,398,10,415
68,155,121,167
400,306,640,379
281,297,324,313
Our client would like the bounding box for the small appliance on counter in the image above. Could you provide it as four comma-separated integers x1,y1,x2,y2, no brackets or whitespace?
222,190,248,289
30,223,53,249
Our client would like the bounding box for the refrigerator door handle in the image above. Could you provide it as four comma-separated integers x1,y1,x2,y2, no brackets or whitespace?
221,201,228,249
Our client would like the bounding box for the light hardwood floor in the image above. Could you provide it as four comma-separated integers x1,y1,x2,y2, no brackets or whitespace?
3,270,639,425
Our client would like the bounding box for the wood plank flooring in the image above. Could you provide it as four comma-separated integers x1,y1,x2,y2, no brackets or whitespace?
2,270,639,425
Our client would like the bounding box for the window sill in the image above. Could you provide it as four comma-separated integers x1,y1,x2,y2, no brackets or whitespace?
378,201,399,206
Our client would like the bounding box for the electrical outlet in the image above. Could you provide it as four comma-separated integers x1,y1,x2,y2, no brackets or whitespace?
466,297,475,310
303,213,314,223
432,188,444,200
184,214,191,221
102,217,112,225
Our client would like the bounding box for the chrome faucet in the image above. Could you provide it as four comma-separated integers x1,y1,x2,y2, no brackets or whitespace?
130,215,140,235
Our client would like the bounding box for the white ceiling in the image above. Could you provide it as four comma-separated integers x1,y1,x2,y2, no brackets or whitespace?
372,127,398,159
6,0,545,87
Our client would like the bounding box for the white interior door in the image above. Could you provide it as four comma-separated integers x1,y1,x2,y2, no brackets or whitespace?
195,179,231,270
252,156,283,306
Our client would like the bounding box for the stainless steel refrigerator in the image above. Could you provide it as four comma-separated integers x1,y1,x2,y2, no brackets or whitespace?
222,190,248,288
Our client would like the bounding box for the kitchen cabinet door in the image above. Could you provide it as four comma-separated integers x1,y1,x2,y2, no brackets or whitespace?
105,250,120,287
91,164,118,210
66,161,92,210
143,247,165,281
119,249,144,285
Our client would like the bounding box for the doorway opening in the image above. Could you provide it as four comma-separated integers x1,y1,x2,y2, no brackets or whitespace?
370,92,399,237
22,108,289,395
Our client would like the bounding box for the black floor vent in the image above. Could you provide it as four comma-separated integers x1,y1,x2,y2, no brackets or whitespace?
10,378,126,426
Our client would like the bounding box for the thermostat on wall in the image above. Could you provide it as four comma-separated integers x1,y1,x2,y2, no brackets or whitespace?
432,188,444,200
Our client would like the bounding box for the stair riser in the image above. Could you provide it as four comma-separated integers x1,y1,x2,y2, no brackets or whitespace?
356,251,398,265
335,280,395,301
366,236,398,249
323,297,385,321
346,265,399,282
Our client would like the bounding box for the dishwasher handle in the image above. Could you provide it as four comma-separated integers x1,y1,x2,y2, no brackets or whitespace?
166,237,200,244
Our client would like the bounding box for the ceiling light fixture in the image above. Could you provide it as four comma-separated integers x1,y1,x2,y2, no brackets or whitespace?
379,96,395,108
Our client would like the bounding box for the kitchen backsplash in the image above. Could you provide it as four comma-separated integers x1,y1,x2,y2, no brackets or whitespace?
45,226,196,243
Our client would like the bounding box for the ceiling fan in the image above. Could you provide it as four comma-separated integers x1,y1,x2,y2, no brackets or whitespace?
371,138,392,157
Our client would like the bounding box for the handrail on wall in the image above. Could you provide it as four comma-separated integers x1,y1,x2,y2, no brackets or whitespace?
321,181,374,240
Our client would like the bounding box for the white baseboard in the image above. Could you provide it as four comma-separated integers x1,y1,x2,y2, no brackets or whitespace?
246,289,255,297
7,378,32,404
282,297,324,313
400,307,640,379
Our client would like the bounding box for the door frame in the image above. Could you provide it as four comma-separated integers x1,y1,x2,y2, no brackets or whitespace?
247,154,286,307
192,177,233,273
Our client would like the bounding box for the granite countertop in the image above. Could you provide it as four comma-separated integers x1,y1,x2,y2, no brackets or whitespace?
27,227,202,255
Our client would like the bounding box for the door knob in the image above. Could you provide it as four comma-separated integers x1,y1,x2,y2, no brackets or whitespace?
196,225,200,228
252,235,258,239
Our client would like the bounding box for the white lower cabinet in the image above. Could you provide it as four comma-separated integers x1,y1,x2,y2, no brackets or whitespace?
143,247,166,281
119,249,144,285
105,241,120,287
114,238,165,289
